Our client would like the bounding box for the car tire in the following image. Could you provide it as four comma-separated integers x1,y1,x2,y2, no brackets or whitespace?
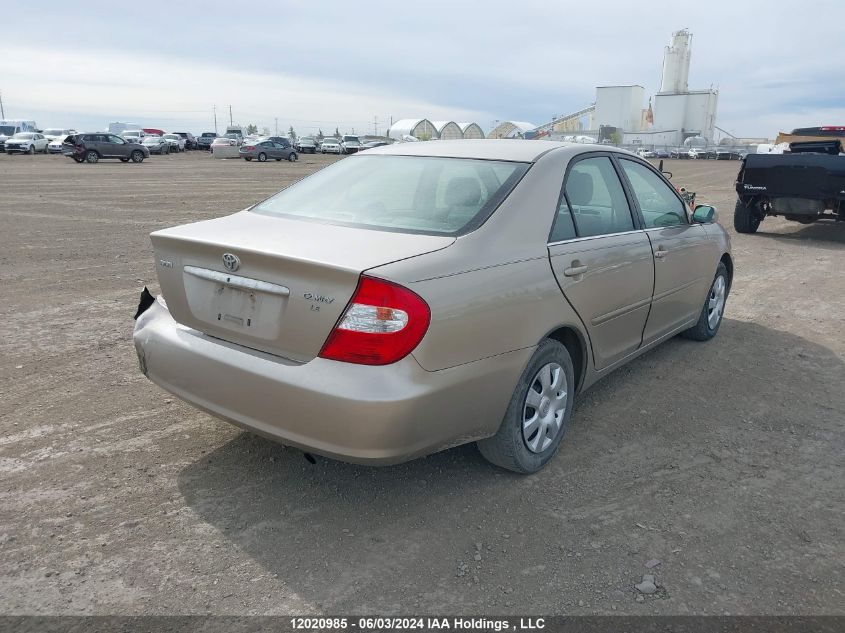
120,158,129,162
27,145,35,155
258,153,267,162
73,156,83,163
84,150,99,164
244,157,252,161
288,152,298,162
131,151,144,163
477,339,575,474
275,158,282,161
681,262,729,342
734,199,761,234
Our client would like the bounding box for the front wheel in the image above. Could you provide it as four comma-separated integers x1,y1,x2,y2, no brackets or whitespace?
288,152,298,162
682,262,729,341
734,199,761,233
28,145,35,155
131,150,144,163
477,340,575,474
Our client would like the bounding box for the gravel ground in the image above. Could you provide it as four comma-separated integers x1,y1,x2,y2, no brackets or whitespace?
0,151,843,615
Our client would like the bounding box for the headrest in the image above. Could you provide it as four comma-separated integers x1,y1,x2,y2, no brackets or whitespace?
567,171,593,206
444,177,482,207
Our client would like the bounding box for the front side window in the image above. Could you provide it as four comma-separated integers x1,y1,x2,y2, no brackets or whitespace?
564,156,634,238
619,159,688,228
108,135,125,144
252,155,529,236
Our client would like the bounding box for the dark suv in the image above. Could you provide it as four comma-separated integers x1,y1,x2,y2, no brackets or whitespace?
174,132,197,150
63,133,150,163
196,132,218,150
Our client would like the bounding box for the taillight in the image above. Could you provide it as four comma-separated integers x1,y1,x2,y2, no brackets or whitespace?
244,145,255,151
319,276,430,365
820,126,845,131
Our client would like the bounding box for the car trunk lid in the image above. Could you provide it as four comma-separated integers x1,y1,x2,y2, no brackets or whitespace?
150,211,454,361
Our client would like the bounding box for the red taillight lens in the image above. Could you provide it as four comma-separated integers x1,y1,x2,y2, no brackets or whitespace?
244,145,255,150
319,276,430,365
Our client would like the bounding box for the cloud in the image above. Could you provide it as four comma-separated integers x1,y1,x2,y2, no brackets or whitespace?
2,0,844,137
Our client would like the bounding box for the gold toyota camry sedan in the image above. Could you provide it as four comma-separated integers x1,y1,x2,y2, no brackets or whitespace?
134,140,732,473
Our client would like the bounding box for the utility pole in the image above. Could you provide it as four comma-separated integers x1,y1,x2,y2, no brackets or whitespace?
228,105,233,126
213,105,218,134
275,118,278,136
0,91,5,119
373,115,378,136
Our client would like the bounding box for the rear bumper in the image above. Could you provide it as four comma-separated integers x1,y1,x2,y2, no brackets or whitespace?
133,296,529,465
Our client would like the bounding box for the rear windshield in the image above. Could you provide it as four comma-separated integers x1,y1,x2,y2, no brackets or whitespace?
251,155,529,236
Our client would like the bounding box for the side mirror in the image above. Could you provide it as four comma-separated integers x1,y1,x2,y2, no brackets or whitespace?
658,159,673,179
693,204,717,224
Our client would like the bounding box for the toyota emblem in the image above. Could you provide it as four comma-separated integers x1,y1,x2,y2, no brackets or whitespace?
222,253,240,272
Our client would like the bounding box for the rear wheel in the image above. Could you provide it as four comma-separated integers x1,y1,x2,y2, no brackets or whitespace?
477,340,574,474
734,199,761,233
682,262,729,341
258,152,267,162
84,150,99,163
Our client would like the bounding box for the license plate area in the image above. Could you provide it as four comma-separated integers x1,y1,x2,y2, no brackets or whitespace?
182,267,288,341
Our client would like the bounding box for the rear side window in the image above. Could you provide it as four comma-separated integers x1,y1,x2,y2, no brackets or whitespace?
252,155,529,236
564,157,634,237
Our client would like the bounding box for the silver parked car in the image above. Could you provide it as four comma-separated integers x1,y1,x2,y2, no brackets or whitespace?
239,139,298,162
134,140,732,473
142,135,170,155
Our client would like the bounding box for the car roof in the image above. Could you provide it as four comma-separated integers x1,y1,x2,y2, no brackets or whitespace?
361,139,619,162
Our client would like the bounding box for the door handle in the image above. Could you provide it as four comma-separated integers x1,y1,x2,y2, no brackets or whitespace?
563,265,589,277
654,248,668,259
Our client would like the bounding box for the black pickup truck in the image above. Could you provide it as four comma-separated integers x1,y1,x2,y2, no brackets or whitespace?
734,140,845,233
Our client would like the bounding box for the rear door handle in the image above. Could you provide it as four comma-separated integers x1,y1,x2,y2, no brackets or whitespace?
563,265,589,277
654,248,668,259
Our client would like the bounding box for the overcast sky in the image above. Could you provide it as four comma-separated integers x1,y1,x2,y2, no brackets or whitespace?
2,0,843,137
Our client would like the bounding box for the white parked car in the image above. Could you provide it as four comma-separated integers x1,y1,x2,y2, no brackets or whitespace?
320,138,343,154
42,128,76,142
48,135,70,154
121,130,145,144
163,133,186,152
4,132,49,154
636,148,657,158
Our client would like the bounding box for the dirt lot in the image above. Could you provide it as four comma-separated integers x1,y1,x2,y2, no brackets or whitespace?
1,151,843,616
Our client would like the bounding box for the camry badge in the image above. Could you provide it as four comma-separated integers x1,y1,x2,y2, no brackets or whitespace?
222,253,240,272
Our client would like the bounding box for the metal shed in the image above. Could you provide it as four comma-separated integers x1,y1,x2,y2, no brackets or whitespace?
457,122,485,139
387,119,437,141
487,121,537,139
431,121,463,140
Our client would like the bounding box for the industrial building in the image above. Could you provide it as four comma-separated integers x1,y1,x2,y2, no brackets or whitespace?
387,118,485,140
532,29,718,147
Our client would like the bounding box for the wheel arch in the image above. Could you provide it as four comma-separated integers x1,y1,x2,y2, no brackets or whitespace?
543,325,588,394
720,252,734,290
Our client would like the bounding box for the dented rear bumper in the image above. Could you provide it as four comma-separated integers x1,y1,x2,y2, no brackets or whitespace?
132,292,528,465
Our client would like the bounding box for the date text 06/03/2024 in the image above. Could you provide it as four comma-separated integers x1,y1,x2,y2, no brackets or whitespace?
290,617,546,631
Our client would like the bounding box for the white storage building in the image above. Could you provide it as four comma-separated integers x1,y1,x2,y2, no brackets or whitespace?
387,119,437,141
488,121,536,139
431,121,463,140
458,122,485,139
